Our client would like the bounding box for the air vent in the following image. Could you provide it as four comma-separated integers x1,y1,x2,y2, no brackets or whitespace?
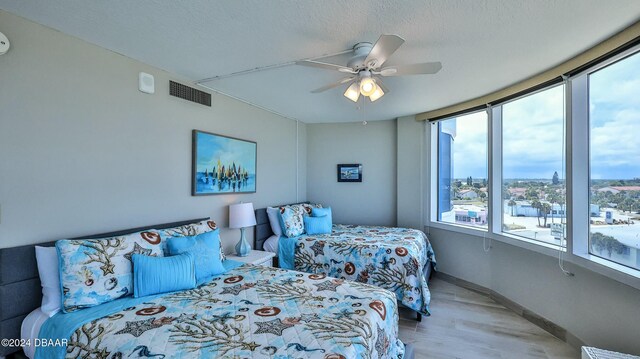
169,81,211,107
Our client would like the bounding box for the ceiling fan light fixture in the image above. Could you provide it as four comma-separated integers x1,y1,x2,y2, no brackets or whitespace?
359,77,377,96
369,86,385,102
344,82,360,102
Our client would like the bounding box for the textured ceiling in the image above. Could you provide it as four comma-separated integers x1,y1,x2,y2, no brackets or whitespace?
1,1,639,123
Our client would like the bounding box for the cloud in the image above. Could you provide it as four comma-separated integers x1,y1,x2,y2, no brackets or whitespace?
450,111,488,178
449,86,566,180
589,53,640,179
502,85,565,179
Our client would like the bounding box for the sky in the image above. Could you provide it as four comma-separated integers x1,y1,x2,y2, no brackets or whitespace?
590,52,640,180
502,84,564,179
449,111,488,179
448,51,640,180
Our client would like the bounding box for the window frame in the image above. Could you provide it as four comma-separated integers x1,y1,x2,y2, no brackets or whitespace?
570,45,640,278
496,83,568,248
425,44,640,288
428,110,490,233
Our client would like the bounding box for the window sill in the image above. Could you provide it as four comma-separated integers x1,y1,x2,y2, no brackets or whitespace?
427,221,488,236
494,232,564,253
426,221,562,259
426,221,640,291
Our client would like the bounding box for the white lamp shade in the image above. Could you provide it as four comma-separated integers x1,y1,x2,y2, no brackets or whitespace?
369,86,385,101
229,202,257,228
343,82,360,102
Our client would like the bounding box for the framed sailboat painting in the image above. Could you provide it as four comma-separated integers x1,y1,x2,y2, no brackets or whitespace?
192,130,257,195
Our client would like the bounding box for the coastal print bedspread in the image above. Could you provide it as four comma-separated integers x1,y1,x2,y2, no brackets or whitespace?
280,224,436,315
38,263,405,359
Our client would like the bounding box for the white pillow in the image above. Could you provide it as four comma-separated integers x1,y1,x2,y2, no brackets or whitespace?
35,246,61,317
266,207,283,236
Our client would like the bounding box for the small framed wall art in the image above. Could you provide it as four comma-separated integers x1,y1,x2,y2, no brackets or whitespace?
192,130,257,195
337,164,362,182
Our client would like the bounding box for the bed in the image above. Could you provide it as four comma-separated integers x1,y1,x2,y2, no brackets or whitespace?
255,204,436,321
0,218,412,359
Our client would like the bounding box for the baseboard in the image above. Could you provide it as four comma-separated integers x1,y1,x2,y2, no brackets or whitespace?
435,272,586,350
435,272,491,296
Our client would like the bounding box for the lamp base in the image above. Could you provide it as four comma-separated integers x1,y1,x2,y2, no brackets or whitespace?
235,227,251,257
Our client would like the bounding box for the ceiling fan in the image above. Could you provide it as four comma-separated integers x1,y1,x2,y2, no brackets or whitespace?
296,35,442,102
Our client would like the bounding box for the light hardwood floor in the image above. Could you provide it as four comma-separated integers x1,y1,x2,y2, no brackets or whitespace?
398,277,579,358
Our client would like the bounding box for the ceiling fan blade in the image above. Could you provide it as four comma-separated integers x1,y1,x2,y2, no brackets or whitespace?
310,77,355,93
296,60,356,74
379,62,442,76
364,34,405,69
375,78,389,93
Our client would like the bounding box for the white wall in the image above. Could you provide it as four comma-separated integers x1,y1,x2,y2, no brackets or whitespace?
306,120,397,226
0,10,306,254
396,116,424,229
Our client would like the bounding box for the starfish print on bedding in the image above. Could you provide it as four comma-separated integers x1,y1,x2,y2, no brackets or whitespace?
403,258,419,276
100,263,115,276
209,312,235,323
242,342,261,351
310,241,325,256
254,318,295,336
380,257,393,270
115,318,162,337
313,280,341,292
220,283,250,296
124,243,153,262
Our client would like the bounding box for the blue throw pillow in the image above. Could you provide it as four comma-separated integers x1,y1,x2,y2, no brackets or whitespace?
166,230,226,283
312,207,333,224
304,215,332,235
132,252,196,298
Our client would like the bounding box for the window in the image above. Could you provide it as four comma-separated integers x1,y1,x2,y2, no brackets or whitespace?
426,45,640,281
436,112,488,228
588,51,640,271
501,85,566,246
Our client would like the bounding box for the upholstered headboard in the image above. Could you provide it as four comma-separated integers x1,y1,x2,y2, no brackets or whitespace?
0,217,209,357
254,202,309,251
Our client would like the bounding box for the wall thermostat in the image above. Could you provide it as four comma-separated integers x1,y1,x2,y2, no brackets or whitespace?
0,31,10,55
138,72,155,94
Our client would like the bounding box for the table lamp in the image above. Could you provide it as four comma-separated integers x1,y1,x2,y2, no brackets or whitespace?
229,202,257,257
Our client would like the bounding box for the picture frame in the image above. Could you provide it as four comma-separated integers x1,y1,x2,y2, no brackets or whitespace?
337,163,362,182
192,130,257,195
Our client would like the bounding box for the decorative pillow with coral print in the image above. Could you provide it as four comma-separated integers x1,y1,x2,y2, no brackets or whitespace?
56,231,163,312
278,206,306,237
156,220,225,261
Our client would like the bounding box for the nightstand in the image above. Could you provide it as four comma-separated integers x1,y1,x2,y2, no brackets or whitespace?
227,250,276,267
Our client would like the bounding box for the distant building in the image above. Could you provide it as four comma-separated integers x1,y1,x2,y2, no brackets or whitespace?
597,186,640,195
458,189,478,199
505,200,538,217
455,205,487,226
504,200,566,218
508,187,527,198
504,200,600,218
438,119,456,222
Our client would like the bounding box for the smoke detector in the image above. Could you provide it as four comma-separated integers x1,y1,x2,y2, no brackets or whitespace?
0,31,10,55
